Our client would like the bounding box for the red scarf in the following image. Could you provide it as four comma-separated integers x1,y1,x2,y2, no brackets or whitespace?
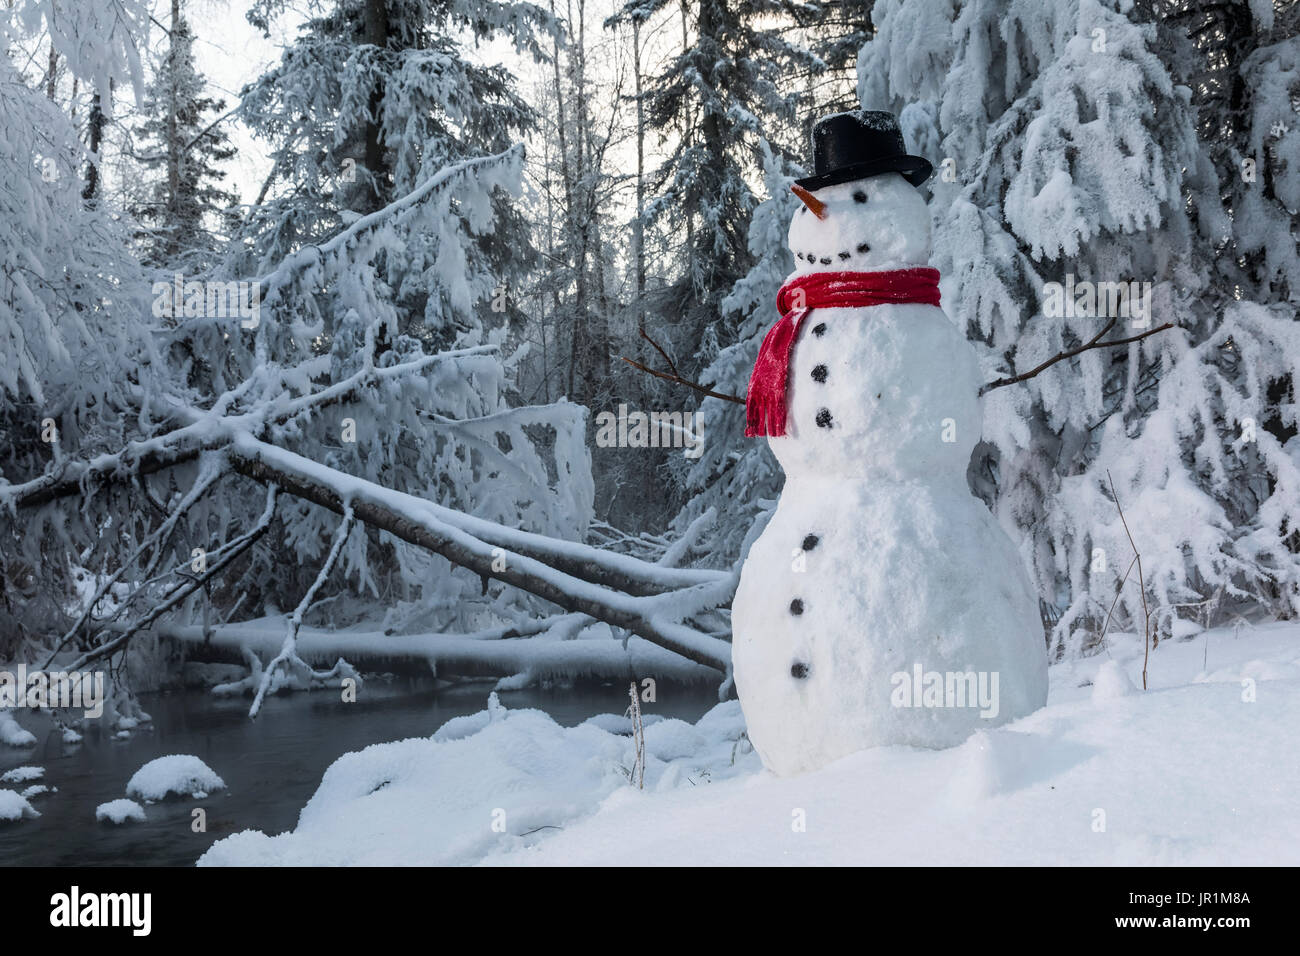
745,268,941,437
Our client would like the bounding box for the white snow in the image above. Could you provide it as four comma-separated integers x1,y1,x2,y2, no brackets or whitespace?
0,765,43,783
1091,660,1137,700
96,799,147,825
0,789,39,821
125,755,226,802
0,711,36,747
198,691,751,866
198,622,1300,866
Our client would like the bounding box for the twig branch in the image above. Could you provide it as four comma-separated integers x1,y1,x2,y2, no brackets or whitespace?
43,456,222,664
250,503,356,718
1097,553,1139,652
639,325,679,377
620,326,745,404
1106,470,1153,689
980,322,1175,395
618,356,746,404
627,681,645,789
620,317,1176,406
60,486,280,671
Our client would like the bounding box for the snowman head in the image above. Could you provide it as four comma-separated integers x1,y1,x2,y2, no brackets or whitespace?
787,174,932,274
786,110,934,273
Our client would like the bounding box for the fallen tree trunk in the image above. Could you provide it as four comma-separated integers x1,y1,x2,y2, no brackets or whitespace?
226,433,735,673
143,619,722,684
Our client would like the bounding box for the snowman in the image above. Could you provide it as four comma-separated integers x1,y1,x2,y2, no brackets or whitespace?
732,110,1048,776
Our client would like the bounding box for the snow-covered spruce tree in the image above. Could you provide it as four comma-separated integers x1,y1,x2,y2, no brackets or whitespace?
609,0,815,395
130,7,239,267
857,0,1300,656
667,143,796,566
236,0,548,325
597,0,821,540
659,5,881,563
185,0,594,634
1166,0,1300,632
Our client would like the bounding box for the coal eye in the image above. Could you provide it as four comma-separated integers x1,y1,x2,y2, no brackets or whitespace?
852,191,867,203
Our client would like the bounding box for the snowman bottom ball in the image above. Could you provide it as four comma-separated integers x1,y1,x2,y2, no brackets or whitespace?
731,475,1049,776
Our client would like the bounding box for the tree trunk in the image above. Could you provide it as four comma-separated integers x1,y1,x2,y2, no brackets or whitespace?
82,85,108,201
633,16,646,323
165,0,182,259
363,0,391,211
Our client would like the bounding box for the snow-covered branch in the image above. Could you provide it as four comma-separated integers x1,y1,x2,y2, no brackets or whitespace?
224,434,734,671
59,485,281,671
249,504,357,718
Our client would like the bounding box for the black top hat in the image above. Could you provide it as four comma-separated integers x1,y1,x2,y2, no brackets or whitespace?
795,110,933,191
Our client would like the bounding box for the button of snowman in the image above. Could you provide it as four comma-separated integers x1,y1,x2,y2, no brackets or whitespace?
733,109,1049,777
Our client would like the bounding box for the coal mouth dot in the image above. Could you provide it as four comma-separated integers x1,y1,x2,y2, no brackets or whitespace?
801,534,819,551
791,662,809,679
856,242,871,254
789,598,804,615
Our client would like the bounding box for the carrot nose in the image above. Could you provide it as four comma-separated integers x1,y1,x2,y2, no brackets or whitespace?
791,184,828,219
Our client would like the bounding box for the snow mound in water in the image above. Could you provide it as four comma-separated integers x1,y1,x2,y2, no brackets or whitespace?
96,799,147,824
0,766,43,784
0,789,39,821
126,755,225,802
0,712,36,747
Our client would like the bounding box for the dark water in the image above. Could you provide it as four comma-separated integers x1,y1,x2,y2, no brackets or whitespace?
0,679,721,866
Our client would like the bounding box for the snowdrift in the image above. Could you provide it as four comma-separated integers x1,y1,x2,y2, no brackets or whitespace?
199,621,1300,866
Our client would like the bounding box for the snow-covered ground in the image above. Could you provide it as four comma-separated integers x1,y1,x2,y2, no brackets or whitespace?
199,620,1300,866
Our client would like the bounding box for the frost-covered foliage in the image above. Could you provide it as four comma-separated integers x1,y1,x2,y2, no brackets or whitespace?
196,0,593,633
0,0,596,666
0,1,161,652
858,0,1300,655
235,0,549,320
195,147,595,635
